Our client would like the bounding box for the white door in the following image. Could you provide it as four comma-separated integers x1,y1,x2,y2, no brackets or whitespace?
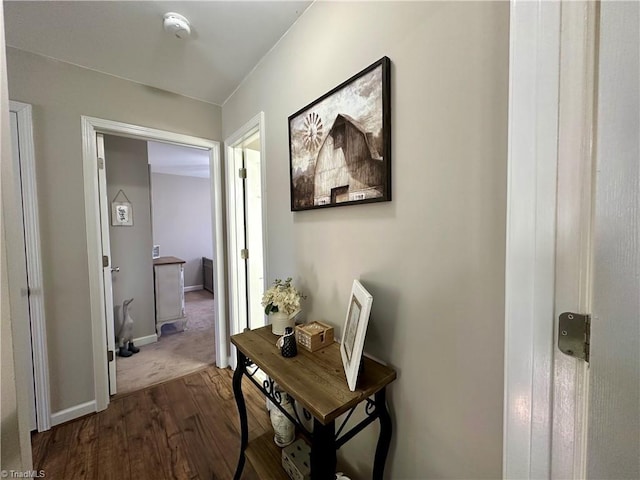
584,3,639,477
96,133,118,395
244,146,266,330
9,110,37,430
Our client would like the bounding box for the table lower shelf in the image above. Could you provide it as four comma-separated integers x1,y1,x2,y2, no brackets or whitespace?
246,431,290,480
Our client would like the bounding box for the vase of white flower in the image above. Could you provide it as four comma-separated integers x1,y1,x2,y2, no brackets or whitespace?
270,311,293,335
262,278,305,335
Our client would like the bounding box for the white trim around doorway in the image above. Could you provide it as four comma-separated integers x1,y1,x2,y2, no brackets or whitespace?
80,116,226,411
503,0,561,477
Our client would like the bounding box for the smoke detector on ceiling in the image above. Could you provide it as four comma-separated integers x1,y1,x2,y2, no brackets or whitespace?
163,12,191,39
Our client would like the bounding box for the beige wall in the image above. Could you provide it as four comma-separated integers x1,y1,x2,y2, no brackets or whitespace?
105,135,155,341
222,2,509,478
6,47,222,414
151,172,213,289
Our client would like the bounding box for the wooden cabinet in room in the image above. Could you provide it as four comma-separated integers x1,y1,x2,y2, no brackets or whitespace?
153,256,186,338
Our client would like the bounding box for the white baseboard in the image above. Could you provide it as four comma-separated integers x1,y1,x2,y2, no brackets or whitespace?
184,284,203,293
51,400,96,426
133,333,157,346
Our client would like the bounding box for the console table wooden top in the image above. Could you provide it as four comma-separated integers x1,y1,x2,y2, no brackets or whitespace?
153,256,185,265
231,326,396,425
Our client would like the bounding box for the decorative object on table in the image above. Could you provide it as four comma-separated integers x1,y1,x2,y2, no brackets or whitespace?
282,438,311,480
111,189,134,226
269,387,296,447
293,399,314,433
262,277,305,334
115,298,139,357
288,56,391,211
295,321,334,352
340,280,373,391
277,327,298,358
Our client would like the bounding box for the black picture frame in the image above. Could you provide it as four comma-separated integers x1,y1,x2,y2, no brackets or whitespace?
288,57,391,212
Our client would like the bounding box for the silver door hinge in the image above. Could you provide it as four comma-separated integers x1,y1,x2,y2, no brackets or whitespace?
558,312,590,362
240,248,249,260
98,157,105,169
103,255,109,267
238,167,247,179
107,350,114,362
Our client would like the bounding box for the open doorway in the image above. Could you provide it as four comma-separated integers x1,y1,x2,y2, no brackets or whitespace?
100,135,217,395
225,113,267,363
81,116,227,412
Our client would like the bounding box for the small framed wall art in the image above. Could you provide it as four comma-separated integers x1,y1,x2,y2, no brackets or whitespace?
111,190,133,226
340,280,373,391
288,56,391,211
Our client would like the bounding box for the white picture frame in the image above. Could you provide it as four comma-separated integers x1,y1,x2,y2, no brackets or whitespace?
111,201,133,226
340,279,373,391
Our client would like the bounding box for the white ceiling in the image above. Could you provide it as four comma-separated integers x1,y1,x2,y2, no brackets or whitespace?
3,0,311,105
147,141,210,178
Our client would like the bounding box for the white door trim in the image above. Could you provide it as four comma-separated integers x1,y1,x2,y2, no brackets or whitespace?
9,100,51,432
224,112,268,367
503,1,560,477
81,116,226,410
504,1,595,477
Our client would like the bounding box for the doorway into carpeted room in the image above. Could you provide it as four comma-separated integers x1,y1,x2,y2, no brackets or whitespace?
116,290,216,395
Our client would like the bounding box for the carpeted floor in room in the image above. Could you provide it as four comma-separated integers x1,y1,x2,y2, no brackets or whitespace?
116,289,216,395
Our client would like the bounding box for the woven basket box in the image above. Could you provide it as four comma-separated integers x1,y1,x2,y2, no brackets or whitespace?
295,321,334,352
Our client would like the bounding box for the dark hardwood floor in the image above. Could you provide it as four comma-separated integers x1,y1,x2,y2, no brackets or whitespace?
31,366,271,480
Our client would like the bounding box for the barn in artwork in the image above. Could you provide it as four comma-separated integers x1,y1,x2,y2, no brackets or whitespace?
313,114,385,206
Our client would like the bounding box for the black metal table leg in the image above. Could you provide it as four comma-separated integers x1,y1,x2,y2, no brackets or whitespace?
232,350,249,480
310,418,336,480
372,388,392,480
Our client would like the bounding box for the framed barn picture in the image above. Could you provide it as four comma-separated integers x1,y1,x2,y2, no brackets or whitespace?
288,57,391,211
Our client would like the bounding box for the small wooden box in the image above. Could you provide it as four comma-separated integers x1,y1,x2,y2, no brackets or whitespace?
295,321,334,352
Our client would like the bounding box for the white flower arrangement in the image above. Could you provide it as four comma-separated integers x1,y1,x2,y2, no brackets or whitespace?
262,277,305,316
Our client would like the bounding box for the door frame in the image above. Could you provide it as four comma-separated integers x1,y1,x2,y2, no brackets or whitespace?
9,101,51,432
503,1,595,477
224,112,268,367
81,116,226,411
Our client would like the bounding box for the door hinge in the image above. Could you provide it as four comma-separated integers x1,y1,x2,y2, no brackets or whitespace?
107,350,114,362
558,312,591,362
238,167,247,179
98,157,105,170
240,248,249,260
103,255,109,267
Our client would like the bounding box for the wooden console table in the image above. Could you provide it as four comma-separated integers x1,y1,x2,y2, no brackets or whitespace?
231,326,397,480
